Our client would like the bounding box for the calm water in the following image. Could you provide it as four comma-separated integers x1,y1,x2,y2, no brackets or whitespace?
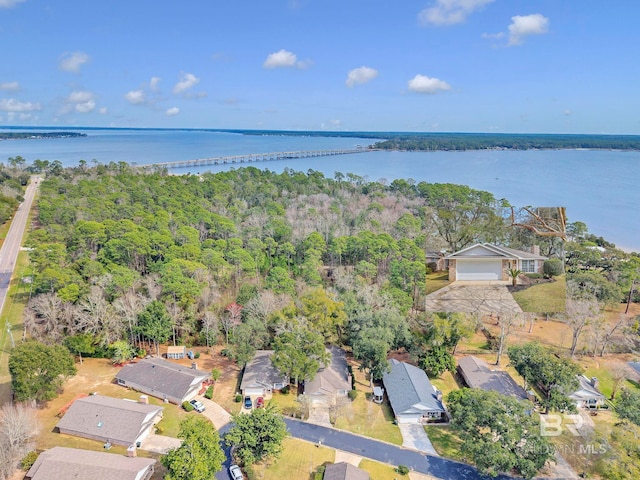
0,129,638,251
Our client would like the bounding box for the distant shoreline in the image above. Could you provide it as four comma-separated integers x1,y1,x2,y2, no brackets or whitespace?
2,126,640,151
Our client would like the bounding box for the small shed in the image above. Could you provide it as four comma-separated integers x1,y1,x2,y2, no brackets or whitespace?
167,346,186,360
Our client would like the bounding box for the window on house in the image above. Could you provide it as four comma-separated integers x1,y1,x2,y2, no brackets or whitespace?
521,260,536,273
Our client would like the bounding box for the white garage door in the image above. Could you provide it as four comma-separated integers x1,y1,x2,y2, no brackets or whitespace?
243,387,264,397
456,260,502,281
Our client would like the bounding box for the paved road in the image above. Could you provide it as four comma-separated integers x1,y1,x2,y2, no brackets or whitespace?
282,418,513,480
0,176,40,318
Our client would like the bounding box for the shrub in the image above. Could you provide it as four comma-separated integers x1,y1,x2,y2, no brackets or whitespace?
182,401,194,412
20,451,38,470
194,351,201,359
347,365,356,390
280,385,290,395
235,394,243,403
205,385,214,399
427,261,438,273
396,465,410,475
155,425,164,434
348,390,358,400
543,258,564,277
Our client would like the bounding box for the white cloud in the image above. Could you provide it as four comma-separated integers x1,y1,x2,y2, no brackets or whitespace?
408,74,451,94
508,14,549,46
99,107,108,114
419,0,494,26
0,0,25,8
263,49,310,69
346,66,378,87
75,100,95,113
125,89,146,105
481,32,504,40
173,73,200,94
0,98,41,112
149,76,161,91
166,107,180,116
59,90,96,114
563,109,572,116
59,51,91,73
0,81,19,91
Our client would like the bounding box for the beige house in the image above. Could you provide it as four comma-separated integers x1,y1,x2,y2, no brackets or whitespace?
446,243,548,281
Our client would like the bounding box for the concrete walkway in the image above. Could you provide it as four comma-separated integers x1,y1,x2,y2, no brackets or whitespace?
398,423,439,456
141,432,181,454
425,283,523,314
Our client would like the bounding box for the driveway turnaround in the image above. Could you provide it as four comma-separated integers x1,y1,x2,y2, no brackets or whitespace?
198,395,232,430
398,423,438,456
425,283,523,314
283,418,512,480
141,432,181,454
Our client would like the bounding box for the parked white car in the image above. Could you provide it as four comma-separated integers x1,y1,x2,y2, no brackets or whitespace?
229,464,243,480
189,399,205,413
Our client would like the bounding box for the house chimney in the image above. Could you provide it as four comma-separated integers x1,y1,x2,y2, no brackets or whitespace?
531,245,540,255
127,445,137,458
139,395,148,404
191,362,197,370
591,377,599,389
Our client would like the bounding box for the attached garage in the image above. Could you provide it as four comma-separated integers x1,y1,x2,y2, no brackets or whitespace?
455,260,502,281
242,386,266,397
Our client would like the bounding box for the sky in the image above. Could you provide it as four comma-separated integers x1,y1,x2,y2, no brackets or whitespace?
1,0,639,133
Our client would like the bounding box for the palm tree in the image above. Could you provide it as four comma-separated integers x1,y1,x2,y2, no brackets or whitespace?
508,268,522,287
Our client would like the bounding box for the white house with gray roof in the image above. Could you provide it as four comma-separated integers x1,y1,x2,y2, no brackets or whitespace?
26,446,156,480
241,350,289,398
569,375,606,409
458,356,529,400
304,346,351,405
56,394,163,447
446,243,548,281
382,359,446,424
115,357,209,404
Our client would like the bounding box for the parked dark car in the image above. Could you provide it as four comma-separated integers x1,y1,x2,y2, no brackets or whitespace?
244,396,252,409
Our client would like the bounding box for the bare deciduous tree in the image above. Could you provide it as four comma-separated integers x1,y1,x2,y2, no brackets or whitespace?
0,404,39,480
565,290,600,356
494,312,524,365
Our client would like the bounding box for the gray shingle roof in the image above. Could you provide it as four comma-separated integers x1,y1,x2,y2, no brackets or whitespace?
305,346,350,396
240,350,288,391
323,462,370,480
382,359,445,416
56,395,163,446
569,375,606,402
458,356,528,400
26,446,156,480
116,357,209,401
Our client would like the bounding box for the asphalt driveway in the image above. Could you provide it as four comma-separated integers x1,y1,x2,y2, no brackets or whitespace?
425,282,523,314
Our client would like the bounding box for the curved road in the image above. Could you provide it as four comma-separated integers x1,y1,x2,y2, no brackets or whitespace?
0,176,40,317
215,418,514,480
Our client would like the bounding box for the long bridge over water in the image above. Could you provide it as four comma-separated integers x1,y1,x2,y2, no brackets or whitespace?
139,148,369,170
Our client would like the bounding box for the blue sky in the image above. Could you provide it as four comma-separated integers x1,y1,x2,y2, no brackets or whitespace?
1,0,639,133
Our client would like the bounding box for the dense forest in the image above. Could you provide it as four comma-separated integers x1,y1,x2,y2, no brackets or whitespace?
371,133,640,151
0,132,86,140
13,161,634,377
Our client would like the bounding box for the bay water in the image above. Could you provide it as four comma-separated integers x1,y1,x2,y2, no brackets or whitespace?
0,129,637,252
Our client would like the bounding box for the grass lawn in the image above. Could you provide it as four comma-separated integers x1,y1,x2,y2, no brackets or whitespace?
253,437,335,480
425,272,451,295
266,389,300,417
423,425,465,462
333,390,402,445
511,275,566,312
430,371,461,398
358,459,404,479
